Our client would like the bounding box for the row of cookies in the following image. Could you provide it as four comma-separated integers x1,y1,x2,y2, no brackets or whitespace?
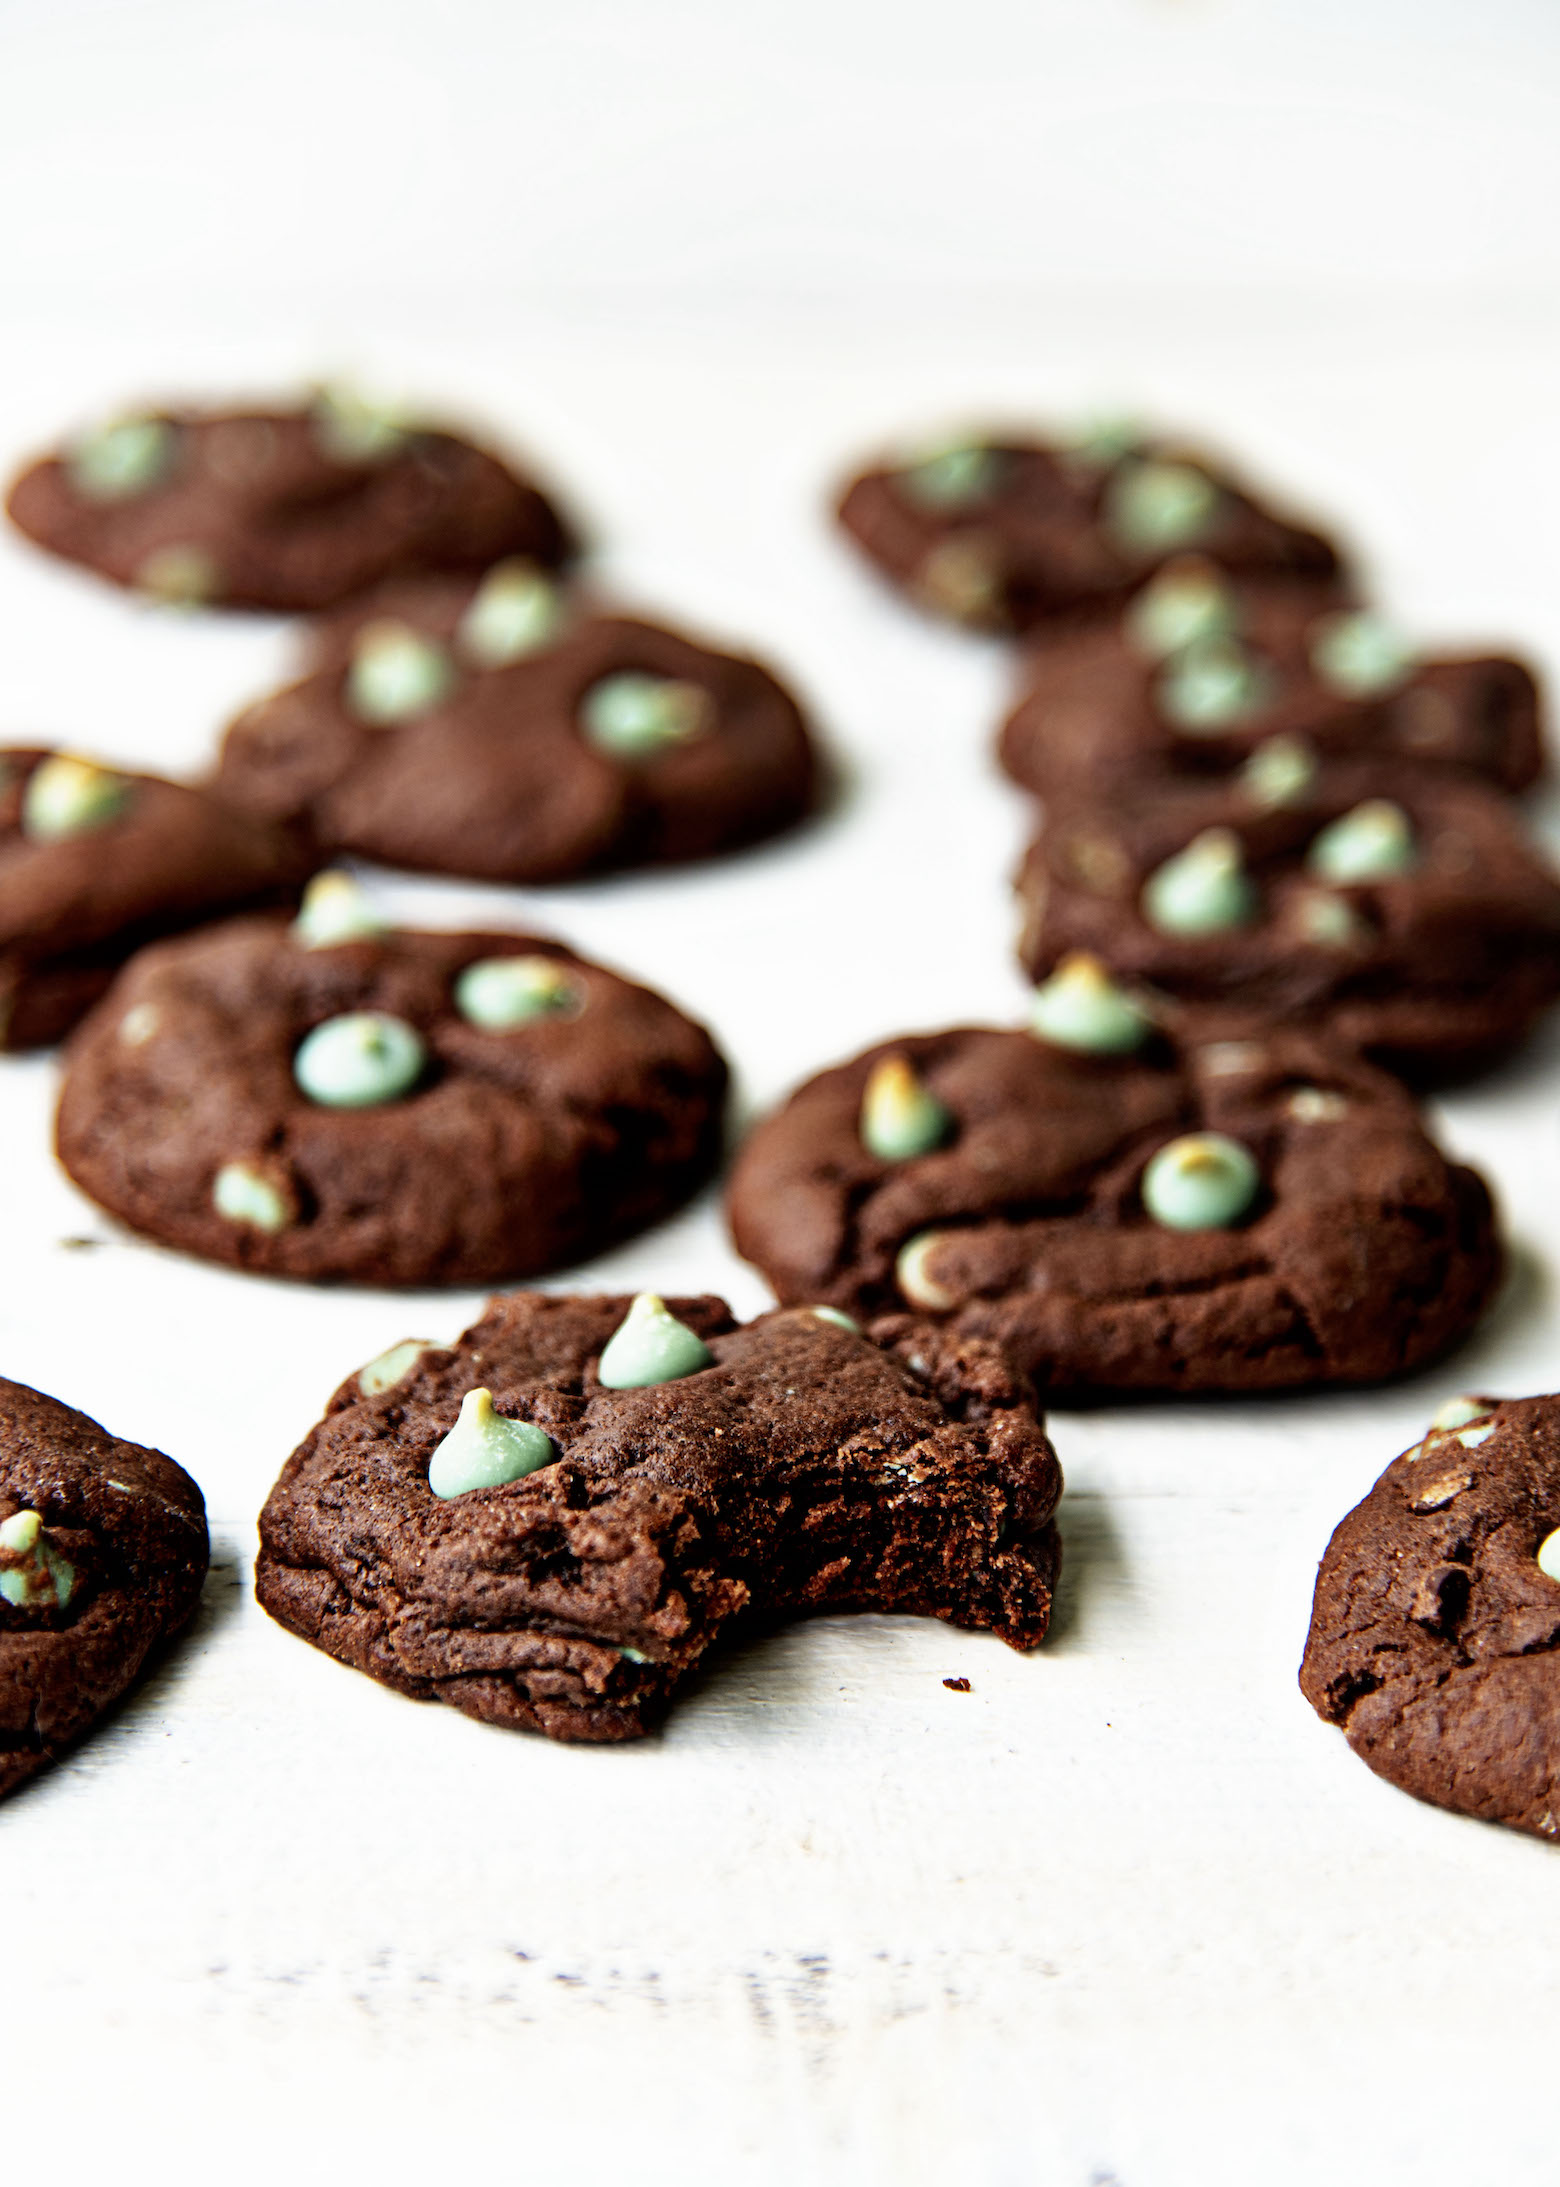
825,414,1560,1837
834,416,1560,1082
1,390,825,975
1,394,1555,1843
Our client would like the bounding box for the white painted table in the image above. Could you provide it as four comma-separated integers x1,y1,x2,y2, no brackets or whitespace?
3,4,1559,2179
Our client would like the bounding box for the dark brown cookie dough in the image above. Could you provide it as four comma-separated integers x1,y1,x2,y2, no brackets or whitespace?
999,579,1544,803
835,423,1342,634
1,1377,208,1800
55,903,728,1286
214,605,820,882
1301,1393,1560,1840
1016,764,1560,1082
5,395,574,612
255,1291,1063,1742
726,1018,1500,1398
0,746,313,1050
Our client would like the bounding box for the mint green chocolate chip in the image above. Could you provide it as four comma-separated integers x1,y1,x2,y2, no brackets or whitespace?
1310,610,1417,699
456,561,562,666
291,871,388,950
580,673,710,758
597,1294,713,1389
1431,1395,1493,1433
346,622,455,724
1125,559,1238,658
900,443,1001,508
1142,1132,1259,1231
1306,800,1417,884
212,1161,292,1233
358,1339,435,1397
312,385,409,465
895,1230,958,1311
1029,953,1150,1054
68,416,176,502
455,955,580,1031
860,1055,951,1161
294,1012,426,1108
1240,734,1316,809
802,1306,860,1333
917,536,1004,624
1296,890,1366,947
1104,460,1220,556
21,755,131,842
427,1388,557,1498
135,544,220,604
1059,416,1143,471
1157,635,1271,734
0,1508,76,1611
1142,828,1257,936
1536,1528,1560,1584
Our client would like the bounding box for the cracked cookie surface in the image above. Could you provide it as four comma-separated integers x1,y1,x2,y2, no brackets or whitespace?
999,586,1543,803
0,746,313,1049
6,401,573,611
835,429,1341,633
255,1292,1063,1743
1017,763,1560,1082
0,1378,208,1801
1301,1394,1560,1839
216,608,819,881
54,916,728,1286
727,1024,1500,1397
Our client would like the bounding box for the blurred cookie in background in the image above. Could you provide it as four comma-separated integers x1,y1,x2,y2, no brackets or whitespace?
1016,763,1560,1082
215,593,821,882
5,387,576,612
835,418,1344,634
0,746,313,1050
998,570,1544,803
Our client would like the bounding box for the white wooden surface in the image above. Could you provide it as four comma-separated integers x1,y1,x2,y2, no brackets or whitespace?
3,5,1560,2180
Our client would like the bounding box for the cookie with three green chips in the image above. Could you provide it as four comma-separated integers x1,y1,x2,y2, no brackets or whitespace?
998,565,1543,804
1017,756,1560,1084
53,875,728,1287
214,560,821,882
5,389,573,612
255,1288,1063,1742
726,962,1501,1397
834,419,1342,634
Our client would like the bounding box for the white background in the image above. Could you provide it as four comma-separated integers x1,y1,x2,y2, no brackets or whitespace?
3,3,1560,2181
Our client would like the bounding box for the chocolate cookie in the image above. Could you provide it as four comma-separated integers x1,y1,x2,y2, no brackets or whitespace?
726,1002,1500,1397
54,879,728,1286
1016,763,1560,1081
255,1289,1063,1742
1301,1393,1560,1840
1,1377,208,1800
0,746,313,1049
999,574,1544,803
835,421,1342,634
5,391,573,612
214,592,820,882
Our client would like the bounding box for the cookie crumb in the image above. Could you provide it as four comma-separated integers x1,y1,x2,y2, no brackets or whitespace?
942,1675,971,1692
